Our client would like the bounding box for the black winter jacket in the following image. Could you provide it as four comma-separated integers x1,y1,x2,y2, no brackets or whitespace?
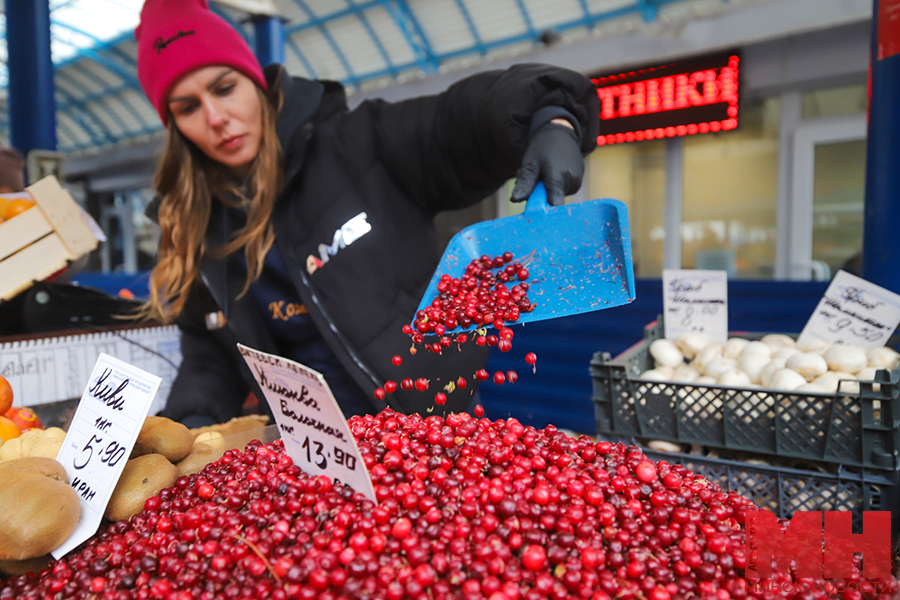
158,63,599,424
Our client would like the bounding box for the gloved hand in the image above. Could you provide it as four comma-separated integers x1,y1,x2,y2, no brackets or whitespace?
511,120,584,207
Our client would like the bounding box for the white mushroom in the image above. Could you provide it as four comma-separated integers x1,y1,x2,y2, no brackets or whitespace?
867,347,900,370
705,357,737,379
773,347,802,363
741,341,773,360
797,337,831,354
723,338,750,360
692,345,723,375
759,361,783,388
785,352,828,381
672,365,701,383
823,344,868,374
795,383,827,394
761,334,797,349
647,440,682,453
639,369,671,381
769,368,807,391
855,367,881,392
675,333,712,360
717,369,751,387
649,339,685,368
653,365,675,379
812,372,840,393
738,353,771,384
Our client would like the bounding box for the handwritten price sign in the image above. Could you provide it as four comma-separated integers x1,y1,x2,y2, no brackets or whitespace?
238,344,375,502
662,269,729,344
798,270,900,349
53,354,161,558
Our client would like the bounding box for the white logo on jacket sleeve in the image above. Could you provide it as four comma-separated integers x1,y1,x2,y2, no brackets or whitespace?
307,212,372,274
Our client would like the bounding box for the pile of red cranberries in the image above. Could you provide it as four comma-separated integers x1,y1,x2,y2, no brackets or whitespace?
4,410,893,600
411,252,535,336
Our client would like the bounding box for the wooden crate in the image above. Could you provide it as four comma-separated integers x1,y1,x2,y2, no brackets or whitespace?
0,176,98,302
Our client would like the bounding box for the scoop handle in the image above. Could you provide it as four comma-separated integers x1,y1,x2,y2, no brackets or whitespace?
523,182,550,215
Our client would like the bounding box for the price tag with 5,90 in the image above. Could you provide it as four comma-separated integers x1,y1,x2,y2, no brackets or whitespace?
53,354,161,558
238,344,376,502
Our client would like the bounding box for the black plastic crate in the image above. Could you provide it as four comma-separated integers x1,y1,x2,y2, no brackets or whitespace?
641,449,900,542
592,321,900,470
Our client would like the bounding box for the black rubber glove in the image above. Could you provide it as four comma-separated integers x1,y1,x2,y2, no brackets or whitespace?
510,121,584,207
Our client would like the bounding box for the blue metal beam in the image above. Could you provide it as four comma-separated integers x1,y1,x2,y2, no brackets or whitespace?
48,20,137,68
7,0,58,153
285,0,382,34
54,70,119,145
379,0,438,73
347,0,397,78
451,0,487,56
512,0,537,38
253,15,286,66
289,0,359,85
285,37,319,79
863,0,900,293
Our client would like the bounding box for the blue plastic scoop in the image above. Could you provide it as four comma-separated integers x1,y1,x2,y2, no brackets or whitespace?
415,183,636,331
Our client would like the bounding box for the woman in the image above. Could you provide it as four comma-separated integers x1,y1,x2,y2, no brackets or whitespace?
136,0,599,426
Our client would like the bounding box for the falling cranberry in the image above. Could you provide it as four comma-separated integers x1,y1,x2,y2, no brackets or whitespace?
525,352,537,364
434,393,447,406
506,370,518,383
493,371,505,385
456,376,467,389
414,378,429,392
473,404,484,417
383,380,397,394
373,387,386,401
391,355,403,366
474,369,489,381
400,378,414,391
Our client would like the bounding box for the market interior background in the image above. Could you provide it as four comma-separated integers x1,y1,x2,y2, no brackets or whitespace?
0,0,896,433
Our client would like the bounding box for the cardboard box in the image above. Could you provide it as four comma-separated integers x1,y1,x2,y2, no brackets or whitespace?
0,176,98,302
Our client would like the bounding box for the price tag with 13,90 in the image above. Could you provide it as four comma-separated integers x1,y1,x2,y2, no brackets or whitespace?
238,344,376,502
662,269,729,344
797,270,900,349
52,354,161,558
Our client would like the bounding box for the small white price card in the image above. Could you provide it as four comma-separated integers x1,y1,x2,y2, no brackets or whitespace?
53,354,161,558
238,344,376,502
798,270,900,349
663,269,729,344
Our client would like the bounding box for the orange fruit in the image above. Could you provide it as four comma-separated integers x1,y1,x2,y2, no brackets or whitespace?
4,197,35,220
0,375,12,415
0,416,21,441
0,196,9,219
5,407,41,431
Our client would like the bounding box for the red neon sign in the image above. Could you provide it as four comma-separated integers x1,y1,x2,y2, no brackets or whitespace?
591,53,740,145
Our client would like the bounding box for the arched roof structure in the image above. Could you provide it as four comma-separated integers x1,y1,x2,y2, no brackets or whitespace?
0,0,693,155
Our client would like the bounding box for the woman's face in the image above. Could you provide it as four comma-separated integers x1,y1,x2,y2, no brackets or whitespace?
168,66,263,175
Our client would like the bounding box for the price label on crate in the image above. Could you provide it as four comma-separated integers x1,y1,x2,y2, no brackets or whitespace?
53,354,161,558
662,269,729,344
238,344,376,502
798,270,900,349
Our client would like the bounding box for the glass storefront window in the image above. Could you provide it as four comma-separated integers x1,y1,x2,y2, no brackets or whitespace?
802,83,867,119
586,140,667,278
812,139,866,276
682,97,781,278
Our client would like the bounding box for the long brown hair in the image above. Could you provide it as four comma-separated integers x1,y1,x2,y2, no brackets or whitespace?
142,79,284,323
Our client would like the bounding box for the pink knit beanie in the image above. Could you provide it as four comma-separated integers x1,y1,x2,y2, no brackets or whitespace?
135,0,268,125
